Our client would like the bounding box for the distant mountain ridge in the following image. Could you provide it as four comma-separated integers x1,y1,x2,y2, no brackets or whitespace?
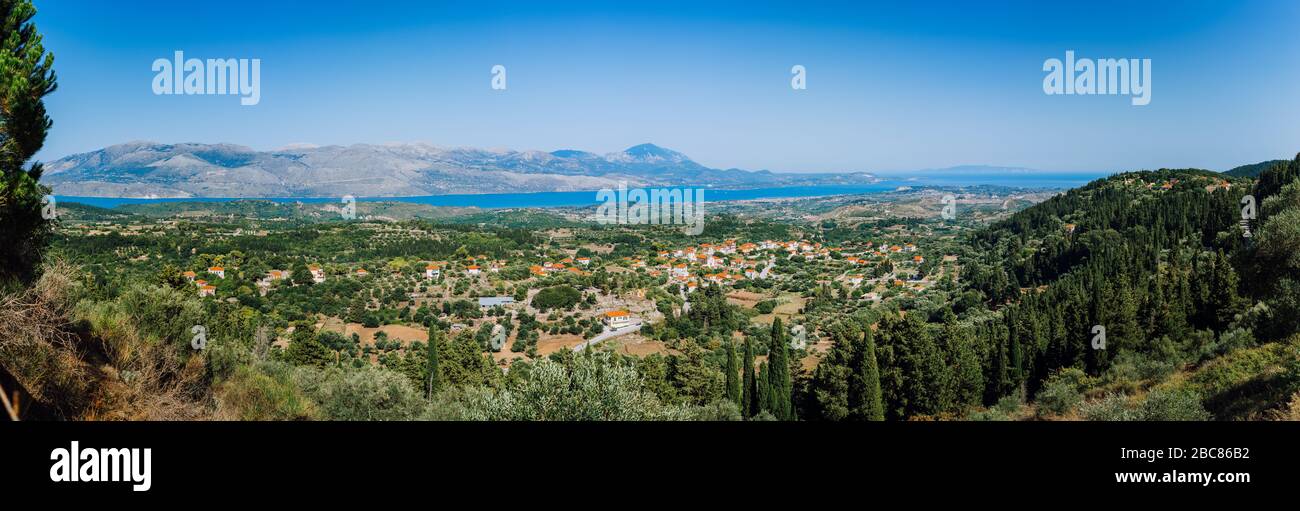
42,142,875,198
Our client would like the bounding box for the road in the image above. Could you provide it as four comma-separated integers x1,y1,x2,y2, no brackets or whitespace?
573,321,643,352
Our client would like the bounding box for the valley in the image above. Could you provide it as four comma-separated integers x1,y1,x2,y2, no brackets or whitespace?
22,163,1300,421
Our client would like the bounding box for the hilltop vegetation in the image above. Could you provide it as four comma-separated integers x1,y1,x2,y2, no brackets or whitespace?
952,160,1300,420
1224,159,1286,178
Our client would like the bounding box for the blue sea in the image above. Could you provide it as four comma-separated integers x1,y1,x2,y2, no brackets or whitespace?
56,173,1109,210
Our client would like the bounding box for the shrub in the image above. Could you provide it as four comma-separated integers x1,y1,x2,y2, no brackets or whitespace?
684,400,743,421
1079,393,1138,421
1034,378,1082,417
749,410,778,421
459,353,684,420
968,408,1010,421
293,365,426,420
1034,368,1091,417
1140,388,1211,421
994,388,1024,416
531,285,581,311
1078,389,1211,421
215,363,317,420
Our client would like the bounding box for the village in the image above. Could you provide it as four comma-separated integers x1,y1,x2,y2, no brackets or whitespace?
48,185,1004,376
138,221,961,370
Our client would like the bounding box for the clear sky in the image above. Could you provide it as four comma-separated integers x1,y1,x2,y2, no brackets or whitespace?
30,0,1300,173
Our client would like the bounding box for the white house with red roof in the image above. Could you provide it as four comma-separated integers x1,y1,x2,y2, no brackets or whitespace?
603,310,633,329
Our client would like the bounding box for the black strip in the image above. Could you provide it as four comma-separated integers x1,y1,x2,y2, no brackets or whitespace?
0,421,1289,502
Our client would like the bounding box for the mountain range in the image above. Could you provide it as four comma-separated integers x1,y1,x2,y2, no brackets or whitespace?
41,142,877,198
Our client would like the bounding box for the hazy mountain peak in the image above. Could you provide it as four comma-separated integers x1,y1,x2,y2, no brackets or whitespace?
606,143,693,164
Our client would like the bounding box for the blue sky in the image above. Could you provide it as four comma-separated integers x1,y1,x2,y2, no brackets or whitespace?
31,0,1300,173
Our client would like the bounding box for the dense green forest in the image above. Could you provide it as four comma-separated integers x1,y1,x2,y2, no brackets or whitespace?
1225,159,1287,178
804,163,1300,421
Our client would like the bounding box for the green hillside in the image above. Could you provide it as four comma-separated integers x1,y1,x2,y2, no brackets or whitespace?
1225,159,1286,178
950,157,1300,419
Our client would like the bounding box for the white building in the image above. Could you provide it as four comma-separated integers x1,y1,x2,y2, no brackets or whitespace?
603,310,633,329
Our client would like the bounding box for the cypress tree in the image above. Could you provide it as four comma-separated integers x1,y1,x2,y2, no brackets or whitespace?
426,325,443,396
857,328,885,421
897,313,946,417
767,318,794,420
1208,249,1244,334
1008,333,1024,387
724,339,741,409
742,337,758,417
756,361,770,415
